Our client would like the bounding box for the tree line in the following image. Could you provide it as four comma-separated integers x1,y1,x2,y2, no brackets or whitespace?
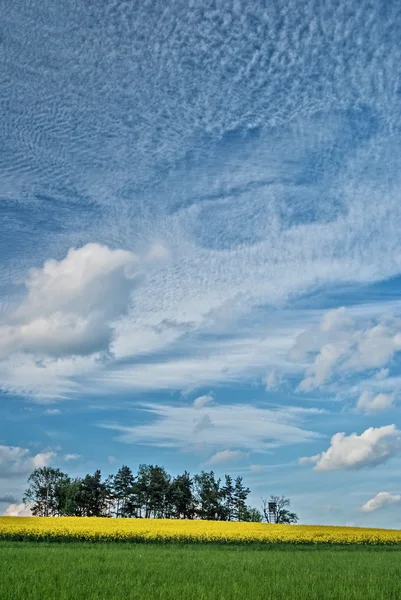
23,464,298,523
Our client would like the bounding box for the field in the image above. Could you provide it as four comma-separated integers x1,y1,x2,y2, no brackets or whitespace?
1,516,401,544
1,541,401,599
2,518,401,599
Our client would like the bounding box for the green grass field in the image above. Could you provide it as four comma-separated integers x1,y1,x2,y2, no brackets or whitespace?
1,542,401,600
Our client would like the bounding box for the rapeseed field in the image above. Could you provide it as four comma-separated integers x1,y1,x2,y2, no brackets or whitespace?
1,517,400,545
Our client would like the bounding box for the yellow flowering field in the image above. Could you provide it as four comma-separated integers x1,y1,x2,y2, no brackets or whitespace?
1,517,401,545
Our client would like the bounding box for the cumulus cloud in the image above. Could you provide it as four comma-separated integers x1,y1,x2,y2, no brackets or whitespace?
0,243,141,358
63,454,81,461
299,425,401,471
0,445,55,478
361,492,401,513
193,394,214,409
3,503,33,517
356,391,395,414
205,449,247,465
291,308,401,391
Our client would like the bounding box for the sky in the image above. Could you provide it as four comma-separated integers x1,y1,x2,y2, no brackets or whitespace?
1,0,401,526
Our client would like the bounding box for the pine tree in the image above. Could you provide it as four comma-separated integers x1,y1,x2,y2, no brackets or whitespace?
194,471,223,520
166,471,195,519
78,470,109,517
233,476,250,521
221,474,235,521
113,465,136,518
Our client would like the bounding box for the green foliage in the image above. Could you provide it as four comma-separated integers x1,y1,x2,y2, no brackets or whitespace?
23,464,297,523
23,467,70,517
194,471,224,520
166,471,195,519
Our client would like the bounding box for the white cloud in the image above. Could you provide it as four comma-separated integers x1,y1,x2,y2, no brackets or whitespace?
44,409,61,415
291,309,401,391
299,425,401,471
0,243,141,358
375,368,390,381
205,449,247,465
263,369,281,390
0,445,55,478
356,391,395,414
249,464,265,473
361,492,401,513
298,341,350,392
63,454,81,461
3,503,33,517
193,394,214,409
100,402,321,454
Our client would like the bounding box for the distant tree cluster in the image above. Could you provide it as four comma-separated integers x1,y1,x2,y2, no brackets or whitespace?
22,465,298,524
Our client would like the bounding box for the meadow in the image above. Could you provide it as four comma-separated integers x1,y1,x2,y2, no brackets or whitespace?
1,541,401,599
2,518,401,599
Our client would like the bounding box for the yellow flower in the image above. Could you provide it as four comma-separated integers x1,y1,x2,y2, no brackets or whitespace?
1,517,401,545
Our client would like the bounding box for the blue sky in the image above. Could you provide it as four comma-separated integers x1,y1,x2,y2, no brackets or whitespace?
2,0,401,526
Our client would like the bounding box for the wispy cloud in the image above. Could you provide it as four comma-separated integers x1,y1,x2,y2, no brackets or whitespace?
291,308,401,391
99,402,321,455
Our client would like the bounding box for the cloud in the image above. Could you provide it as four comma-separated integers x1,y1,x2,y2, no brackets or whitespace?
291,309,401,391
249,464,265,473
193,414,214,434
299,425,401,471
205,449,247,466
361,492,401,513
356,391,395,414
263,369,281,390
44,409,61,415
375,368,390,381
63,454,81,461
99,402,321,454
0,445,55,478
193,394,214,409
0,243,141,358
0,494,17,503
3,503,32,517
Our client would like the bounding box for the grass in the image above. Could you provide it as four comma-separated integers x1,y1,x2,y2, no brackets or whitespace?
1,541,401,599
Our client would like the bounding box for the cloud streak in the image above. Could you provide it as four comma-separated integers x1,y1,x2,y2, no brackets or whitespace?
99,402,321,455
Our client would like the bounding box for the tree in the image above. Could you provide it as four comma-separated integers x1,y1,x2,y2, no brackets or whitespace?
261,495,299,524
166,471,195,519
78,470,109,517
112,465,136,518
221,475,235,521
54,477,82,516
233,476,250,521
23,467,69,516
148,465,171,518
242,506,263,522
194,471,223,520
